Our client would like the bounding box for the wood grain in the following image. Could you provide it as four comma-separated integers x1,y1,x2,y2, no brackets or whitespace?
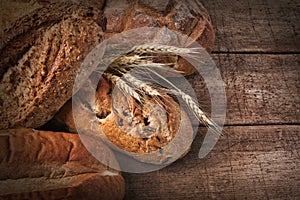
124,125,300,200
202,0,300,52
123,1,300,199
187,54,300,125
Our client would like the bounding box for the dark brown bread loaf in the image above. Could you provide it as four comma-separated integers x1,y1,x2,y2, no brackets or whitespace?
0,2,105,129
0,128,125,200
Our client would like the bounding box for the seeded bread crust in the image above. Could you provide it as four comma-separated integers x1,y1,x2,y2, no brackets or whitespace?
0,2,105,129
0,128,125,200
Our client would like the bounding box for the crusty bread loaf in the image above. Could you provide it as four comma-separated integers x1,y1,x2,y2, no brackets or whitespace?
0,0,214,129
104,0,214,51
45,76,194,164
103,0,215,75
0,2,105,129
0,128,125,200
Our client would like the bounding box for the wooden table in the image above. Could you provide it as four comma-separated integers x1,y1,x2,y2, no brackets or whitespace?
123,0,300,199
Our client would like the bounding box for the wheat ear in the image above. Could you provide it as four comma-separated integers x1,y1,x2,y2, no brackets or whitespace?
129,44,201,57
103,73,141,103
145,67,223,135
98,45,197,73
123,73,161,97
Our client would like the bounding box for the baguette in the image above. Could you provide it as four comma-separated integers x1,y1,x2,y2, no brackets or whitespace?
0,128,125,200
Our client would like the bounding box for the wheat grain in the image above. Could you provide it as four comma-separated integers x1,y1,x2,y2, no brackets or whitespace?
129,44,200,56
123,73,161,97
104,73,141,103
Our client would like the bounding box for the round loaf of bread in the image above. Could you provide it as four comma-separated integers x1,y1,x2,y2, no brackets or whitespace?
0,128,125,200
46,76,194,166
103,0,214,50
103,0,215,75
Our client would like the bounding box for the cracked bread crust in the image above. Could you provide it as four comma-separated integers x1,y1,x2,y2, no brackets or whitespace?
47,76,194,164
103,0,215,75
104,0,215,52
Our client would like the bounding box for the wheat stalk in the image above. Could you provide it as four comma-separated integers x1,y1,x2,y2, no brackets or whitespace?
130,44,194,54
144,67,223,135
99,44,223,135
97,45,200,73
129,44,201,57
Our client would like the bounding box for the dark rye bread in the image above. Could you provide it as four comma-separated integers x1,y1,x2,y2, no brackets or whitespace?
0,2,105,129
0,128,125,200
46,76,194,164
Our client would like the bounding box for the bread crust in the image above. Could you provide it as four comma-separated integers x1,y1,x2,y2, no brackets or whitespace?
0,128,125,200
103,0,215,75
0,2,105,129
104,0,214,50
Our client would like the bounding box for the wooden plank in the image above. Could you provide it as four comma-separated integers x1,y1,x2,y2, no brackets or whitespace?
185,54,300,125
123,125,300,200
201,0,300,52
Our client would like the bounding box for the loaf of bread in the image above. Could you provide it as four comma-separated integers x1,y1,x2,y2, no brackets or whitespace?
0,128,125,199
0,0,214,130
0,2,105,129
45,76,194,165
103,0,215,75
103,0,214,51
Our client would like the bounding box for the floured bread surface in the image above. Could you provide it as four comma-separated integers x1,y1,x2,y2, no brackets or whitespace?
0,2,105,129
0,128,125,200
